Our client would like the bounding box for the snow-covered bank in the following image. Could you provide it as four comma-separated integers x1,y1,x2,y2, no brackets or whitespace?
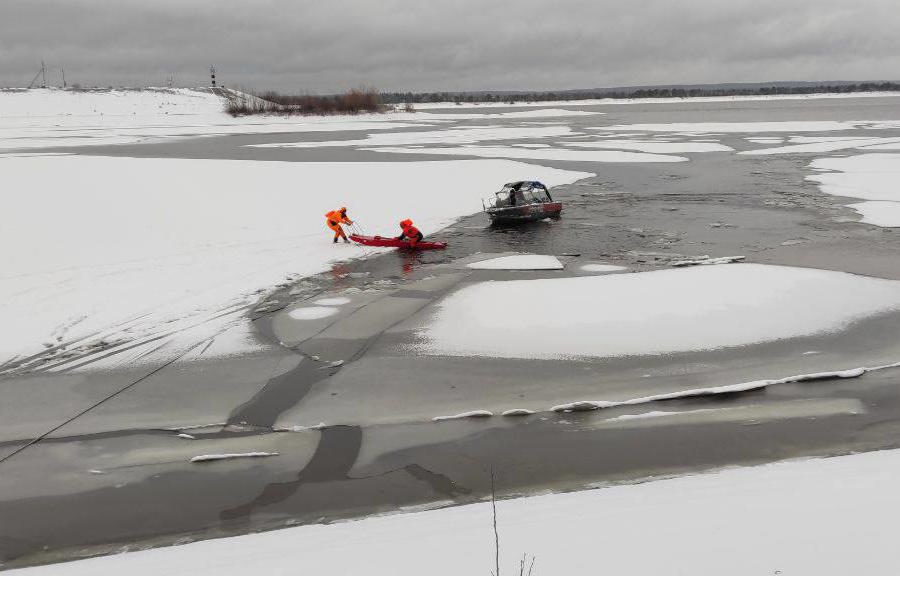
15,448,900,575
415,264,900,360
807,153,900,227
0,155,590,370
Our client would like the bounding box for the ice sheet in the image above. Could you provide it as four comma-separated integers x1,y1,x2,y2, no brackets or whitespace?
20,448,900,575
415,264,900,359
807,153,900,227
0,155,591,369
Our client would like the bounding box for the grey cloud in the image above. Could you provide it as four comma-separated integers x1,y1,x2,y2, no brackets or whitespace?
2,0,898,92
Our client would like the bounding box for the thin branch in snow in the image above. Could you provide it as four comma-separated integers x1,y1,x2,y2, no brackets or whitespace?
491,466,500,577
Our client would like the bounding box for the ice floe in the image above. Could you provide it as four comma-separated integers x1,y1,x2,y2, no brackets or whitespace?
416,264,900,360
807,153,900,227
551,366,879,412
579,264,627,273
467,254,564,270
189,452,279,463
501,408,536,417
288,307,340,320
432,410,494,422
314,297,352,306
669,255,745,267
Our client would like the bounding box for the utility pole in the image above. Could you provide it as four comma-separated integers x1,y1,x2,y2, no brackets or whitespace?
41,60,47,87
60,67,67,88
210,65,216,88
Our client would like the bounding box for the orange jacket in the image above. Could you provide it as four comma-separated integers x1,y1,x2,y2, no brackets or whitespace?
325,209,352,225
398,219,420,239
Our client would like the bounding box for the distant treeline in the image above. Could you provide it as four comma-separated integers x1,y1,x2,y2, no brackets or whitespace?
382,81,900,105
226,87,389,116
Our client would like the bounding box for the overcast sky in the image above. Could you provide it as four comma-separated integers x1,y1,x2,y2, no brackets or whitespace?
3,0,898,92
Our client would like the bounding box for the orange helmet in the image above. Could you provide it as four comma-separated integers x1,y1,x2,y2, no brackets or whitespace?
340,207,347,212
400,218,412,227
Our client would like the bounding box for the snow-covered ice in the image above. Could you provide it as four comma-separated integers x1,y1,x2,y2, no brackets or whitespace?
314,297,352,306
594,121,859,133
579,263,626,273
565,140,733,153
19,448,900,575
416,264,900,360
288,307,340,320
551,365,878,412
0,155,590,369
741,136,900,155
370,145,688,163
467,254,564,270
247,126,574,148
807,153,900,227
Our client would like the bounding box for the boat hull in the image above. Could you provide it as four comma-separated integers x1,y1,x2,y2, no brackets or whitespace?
486,202,562,224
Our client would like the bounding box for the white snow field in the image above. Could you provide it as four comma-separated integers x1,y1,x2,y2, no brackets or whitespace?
467,254,564,270
0,154,590,369
0,88,428,150
807,153,900,227
416,264,900,360
15,448,900,575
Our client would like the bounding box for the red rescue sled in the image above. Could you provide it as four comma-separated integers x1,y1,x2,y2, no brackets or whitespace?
349,234,447,250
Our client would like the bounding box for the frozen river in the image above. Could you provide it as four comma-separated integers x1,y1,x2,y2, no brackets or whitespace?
3,91,900,573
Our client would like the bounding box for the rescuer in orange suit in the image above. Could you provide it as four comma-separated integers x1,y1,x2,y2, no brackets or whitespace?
325,207,353,243
396,218,424,248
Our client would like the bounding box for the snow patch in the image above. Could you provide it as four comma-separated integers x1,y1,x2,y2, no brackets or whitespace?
467,254,564,270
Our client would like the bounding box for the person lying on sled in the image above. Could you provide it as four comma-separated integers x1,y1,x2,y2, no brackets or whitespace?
396,218,424,248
